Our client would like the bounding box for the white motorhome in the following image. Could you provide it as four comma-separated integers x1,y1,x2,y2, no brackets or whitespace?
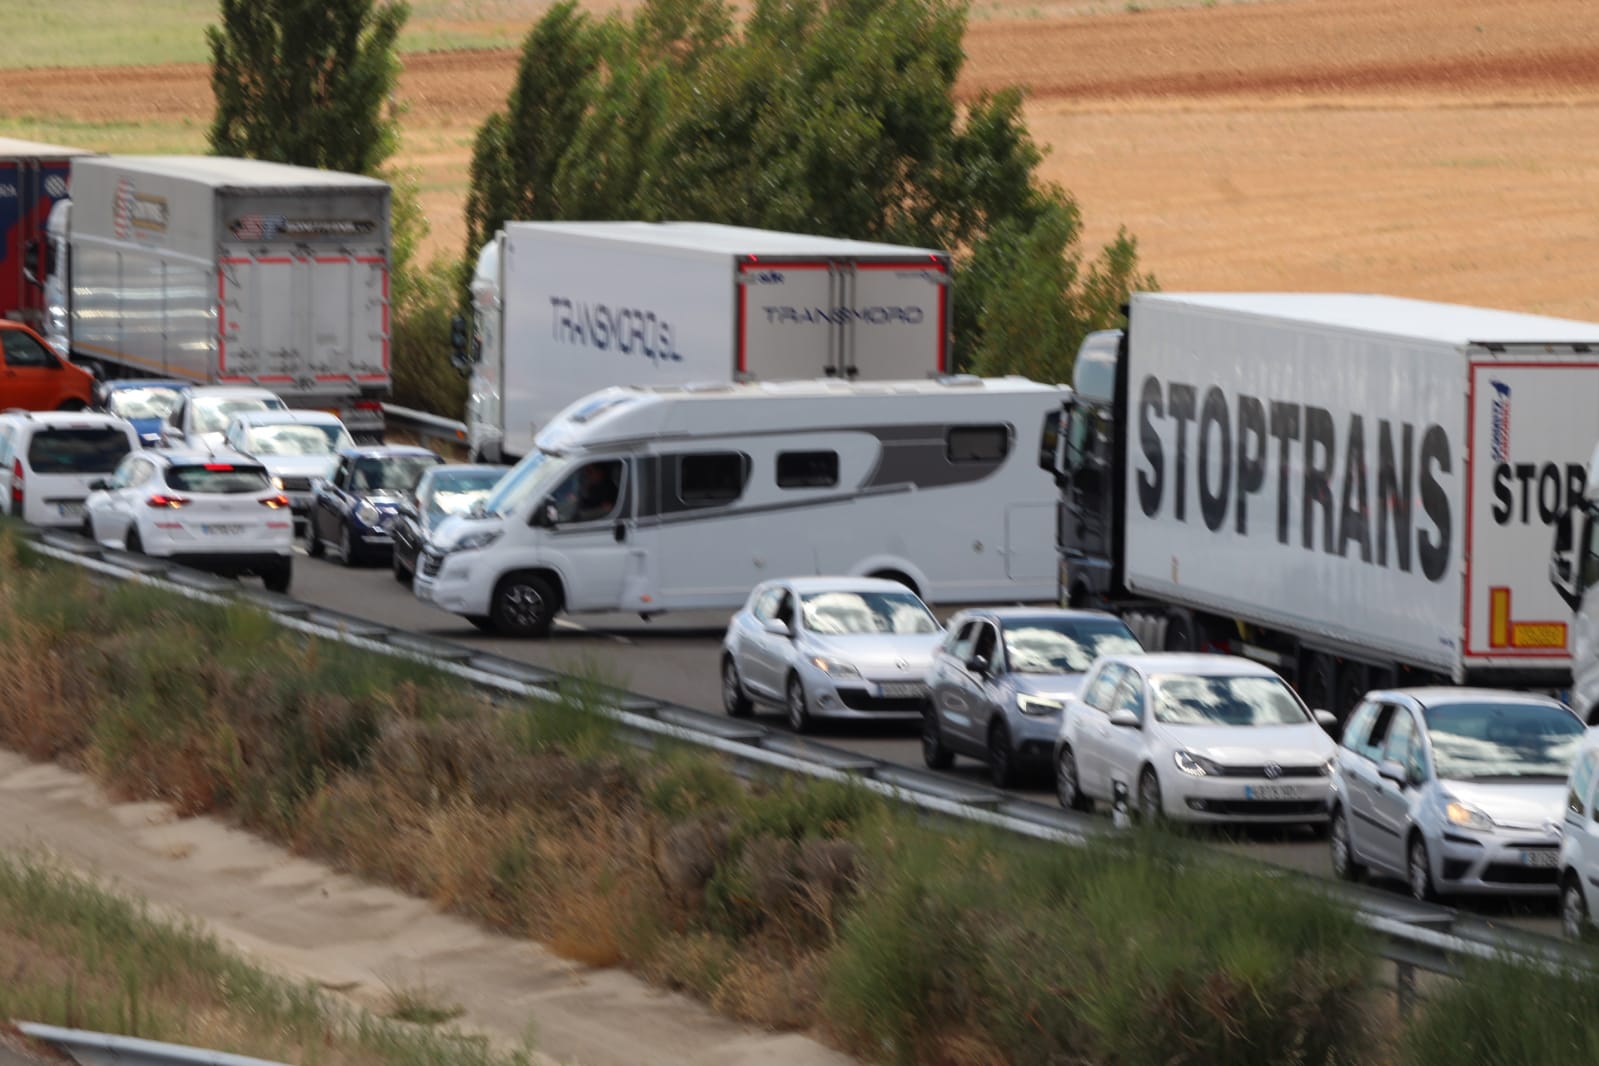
414,376,1067,636
1552,441,1599,722
460,221,954,463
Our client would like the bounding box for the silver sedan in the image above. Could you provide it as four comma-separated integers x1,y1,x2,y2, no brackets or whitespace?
720,576,944,733
1329,688,1584,900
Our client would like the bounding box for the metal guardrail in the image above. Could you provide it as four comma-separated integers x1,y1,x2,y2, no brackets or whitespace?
15,1022,289,1066
10,524,1599,1019
379,403,469,459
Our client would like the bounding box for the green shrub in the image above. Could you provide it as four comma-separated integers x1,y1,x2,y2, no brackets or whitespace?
1400,956,1599,1066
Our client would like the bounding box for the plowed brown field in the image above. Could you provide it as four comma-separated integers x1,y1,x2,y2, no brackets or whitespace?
6,0,1599,317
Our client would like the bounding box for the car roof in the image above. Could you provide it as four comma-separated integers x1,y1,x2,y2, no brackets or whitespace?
1098,653,1283,677
102,378,188,389
228,409,345,425
428,463,506,476
148,448,263,466
773,576,926,595
0,410,133,428
950,607,1125,624
184,386,284,400
338,444,438,459
1370,687,1575,710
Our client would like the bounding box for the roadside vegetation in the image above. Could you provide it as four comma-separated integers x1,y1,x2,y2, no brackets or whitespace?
0,527,1381,1063
0,849,535,1066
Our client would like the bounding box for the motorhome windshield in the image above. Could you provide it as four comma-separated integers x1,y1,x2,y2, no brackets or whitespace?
481,451,562,517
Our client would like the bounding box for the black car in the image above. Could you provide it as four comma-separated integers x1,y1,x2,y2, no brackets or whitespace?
391,462,507,584
306,445,444,566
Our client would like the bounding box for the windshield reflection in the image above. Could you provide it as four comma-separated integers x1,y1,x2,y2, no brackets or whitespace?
1424,702,1582,781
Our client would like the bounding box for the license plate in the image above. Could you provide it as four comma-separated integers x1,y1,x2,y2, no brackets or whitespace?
203,524,244,535
1243,784,1305,801
878,683,926,699
1520,850,1559,868
56,502,84,518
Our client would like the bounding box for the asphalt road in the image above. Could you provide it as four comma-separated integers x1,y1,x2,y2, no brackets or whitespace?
281,548,1562,938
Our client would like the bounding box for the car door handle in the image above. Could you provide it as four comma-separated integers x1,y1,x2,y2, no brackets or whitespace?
613,521,626,543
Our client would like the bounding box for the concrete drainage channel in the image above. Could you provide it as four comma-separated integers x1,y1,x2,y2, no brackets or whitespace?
10,524,1598,1039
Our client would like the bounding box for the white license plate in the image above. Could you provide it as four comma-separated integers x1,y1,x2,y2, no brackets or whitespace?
56,502,84,518
877,683,925,699
1243,784,1305,801
1520,850,1559,868
203,524,244,535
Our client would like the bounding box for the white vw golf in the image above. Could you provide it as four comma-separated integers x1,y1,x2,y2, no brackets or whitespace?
1054,653,1339,826
84,448,296,592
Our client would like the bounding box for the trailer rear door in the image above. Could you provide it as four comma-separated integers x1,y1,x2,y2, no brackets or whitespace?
219,252,388,390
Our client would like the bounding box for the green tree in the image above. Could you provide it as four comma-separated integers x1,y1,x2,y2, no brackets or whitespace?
207,0,409,175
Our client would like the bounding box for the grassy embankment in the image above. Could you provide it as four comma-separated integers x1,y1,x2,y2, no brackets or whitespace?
2,526,1596,1064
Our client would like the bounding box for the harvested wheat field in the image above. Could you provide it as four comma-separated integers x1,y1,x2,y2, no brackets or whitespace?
3,0,1598,317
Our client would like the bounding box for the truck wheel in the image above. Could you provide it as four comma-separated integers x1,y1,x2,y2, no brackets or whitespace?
869,569,920,599
1300,651,1336,714
490,572,557,638
1162,608,1196,652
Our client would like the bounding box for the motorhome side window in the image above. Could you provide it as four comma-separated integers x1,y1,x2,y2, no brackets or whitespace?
947,425,1010,464
676,452,748,508
776,450,839,489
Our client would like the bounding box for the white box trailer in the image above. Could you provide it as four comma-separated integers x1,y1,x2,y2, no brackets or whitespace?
1049,293,1599,715
464,221,953,462
43,155,392,436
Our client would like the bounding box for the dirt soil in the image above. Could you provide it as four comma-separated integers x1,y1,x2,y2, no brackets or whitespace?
2,0,1597,317
0,750,852,1066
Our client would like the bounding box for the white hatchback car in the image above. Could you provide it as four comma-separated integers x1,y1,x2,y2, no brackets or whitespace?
1054,653,1339,825
721,576,945,733
0,410,140,528
84,448,295,592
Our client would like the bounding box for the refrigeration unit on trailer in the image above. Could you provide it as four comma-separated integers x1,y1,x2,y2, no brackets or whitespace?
43,155,392,437
415,376,1066,637
1044,292,1599,717
0,137,95,332
459,221,954,462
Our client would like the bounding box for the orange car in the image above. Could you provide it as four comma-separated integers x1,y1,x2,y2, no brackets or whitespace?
0,320,93,411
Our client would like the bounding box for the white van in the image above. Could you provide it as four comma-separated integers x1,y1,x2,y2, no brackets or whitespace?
413,376,1070,636
0,410,140,528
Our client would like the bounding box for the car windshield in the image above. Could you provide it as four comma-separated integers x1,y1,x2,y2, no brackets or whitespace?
1002,616,1143,674
481,451,561,518
1423,701,1583,781
165,464,272,494
244,422,351,456
799,590,940,636
427,470,504,517
352,455,439,495
106,387,183,421
27,427,132,474
193,397,284,434
1151,673,1310,726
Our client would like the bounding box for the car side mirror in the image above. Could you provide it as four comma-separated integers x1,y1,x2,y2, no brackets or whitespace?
88,479,108,492
1378,759,1409,787
1313,709,1338,731
965,654,990,676
533,502,559,528
1550,503,1580,608
1108,708,1140,728
763,618,791,637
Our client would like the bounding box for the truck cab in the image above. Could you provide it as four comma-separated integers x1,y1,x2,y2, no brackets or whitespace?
1042,328,1125,610
1552,442,1599,722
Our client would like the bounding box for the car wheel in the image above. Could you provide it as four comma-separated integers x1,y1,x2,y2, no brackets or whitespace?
1138,766,1164,825
306,523,325,558
921,709,954,770
339,523,359,567
56,398,86,412
988,719,1018,790
722,656,754,718
1562,875,1589,942
124,527,143,555
79,515,95,542
1055,747,1091,812
786,674,812,734
261,558,292,594
392,550,413,586
490,572,557,638
1329,805,1364,882
1408,835,1436,902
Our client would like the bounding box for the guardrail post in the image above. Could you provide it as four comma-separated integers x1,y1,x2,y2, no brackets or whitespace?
1395,960,1417,1019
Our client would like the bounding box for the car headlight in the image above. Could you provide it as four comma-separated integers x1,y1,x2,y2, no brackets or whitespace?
809,656,861,679
448,528,502,553
1016,694,1065,716
355,501,381,526
1174,750,1223,777
1445,800,1495,832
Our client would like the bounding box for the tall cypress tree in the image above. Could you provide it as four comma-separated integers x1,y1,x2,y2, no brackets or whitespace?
207,0,409,175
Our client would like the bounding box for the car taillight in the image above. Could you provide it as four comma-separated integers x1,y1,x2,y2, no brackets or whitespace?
260,494,291,509
146,494,190,509
355,400,383,411
10,459,21,505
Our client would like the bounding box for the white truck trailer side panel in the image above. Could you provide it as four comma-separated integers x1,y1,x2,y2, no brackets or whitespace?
1464,357,1599,667
499,227,736,459
1122,298,1467,674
